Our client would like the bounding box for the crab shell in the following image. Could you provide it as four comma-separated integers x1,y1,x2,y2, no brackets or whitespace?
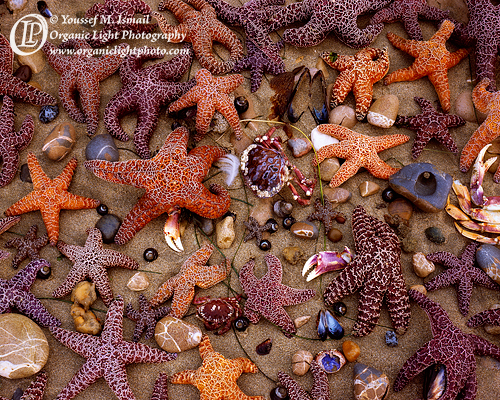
195,297,242,335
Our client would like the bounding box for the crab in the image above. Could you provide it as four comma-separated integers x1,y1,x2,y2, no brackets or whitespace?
193,294,243,335
446,144,500,244
302,247,353,282
240,127,316,205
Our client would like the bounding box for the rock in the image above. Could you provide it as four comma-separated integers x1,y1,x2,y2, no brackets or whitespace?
85,133,119,162
17,50,45,74
216,216,235,249
327,228,343,243
13,65,32,82
273,200,293,218
250,198,273,225
389,163,453,213
20,163,32,183
127,272,150,291
412,252,436,278
328,105,357,128
287,138,312,157
484,304,500,335
290,221,318,239
315,349,346,373
39,105,59,124
311,126,339,151
292,350,313,376
71,281,97,310
388,198,413,221
42,122,76,161
95,214,122,244
155,316,202,353
359,181,380,197
425,227,445,244
455,90,487,123
319,158,340,182
385,330,398,347
294,315,311,329
195,217,215,236
0,314,49,379
342,340,361,362
209,111,230,134
476,244,500,285
410,284,427,295
6,0,28,12
71,303,102,335
282,246,304,265
401,236,419,253
353,363,390,400
367,95,399,128
323,187,351,205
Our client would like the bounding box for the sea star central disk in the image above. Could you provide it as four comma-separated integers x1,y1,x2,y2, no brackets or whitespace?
324,205,411,337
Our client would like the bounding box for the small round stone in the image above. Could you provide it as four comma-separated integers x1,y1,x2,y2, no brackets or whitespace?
36,264,51,280
14,65,32,82
412,252,435,278
425,227,445,244
359,181,380,197
477,244,500,285
291,350,313,376
367,94,399,128
455,90,487,123
143,248,158,262
42,122,76,161
332,302,347,316
256,338,272,355
234,96,249,114
20,163,32,183
388,198,413,221
293,315,311,329
410,284,427,295
95,214,122,244
342,340,361,362
6,0,27,12
270,387,289,400
283,216,296,230
155,316,202,353
273,200,293,217
327,228,343,243
287,138,312,157
127,272,150,291
96,204,108,216
86,134,119,161
282,246,304,265
12,388,23,400
323,187,351,204
39,104,59,123
233,316,250,332
71,281,97,310
328,105,357,128
259,239,272,251
319,157,340,182
290,221,318,239
266,218,279,233
385,330,398,347
382,187,398,202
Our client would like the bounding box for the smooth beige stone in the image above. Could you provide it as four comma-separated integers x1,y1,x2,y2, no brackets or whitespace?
127,272,150,291
410,285,427,296
367,95,399,128
292,350,313,376
455,90,487,123
216,216,235,249
42,122,76,161
155,316,202,353
359,181,380,197
328,105,357,128
319,158,340,182
293,315,311,329
323,187,351,205
343,340,361,362
412,252,435,278
0,314,49,379
71,281,97,311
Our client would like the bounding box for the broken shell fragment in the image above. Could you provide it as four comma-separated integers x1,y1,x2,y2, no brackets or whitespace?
315,349,346,373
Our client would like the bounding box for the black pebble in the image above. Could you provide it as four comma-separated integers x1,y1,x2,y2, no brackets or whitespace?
12,388,23,400
95,214,122,244
14,65,32,82
282,216,296,230
425,227,445,244
270,387,289,400
266,218,279,233
382,187,398,202
96,204,108,216
143,248,158,262
234,96,249,114
39,105,59,123
171,121,182,130
37,265,51,279
332,301,347,316
20,163,32,183
259,239,271,251
233,316,250,332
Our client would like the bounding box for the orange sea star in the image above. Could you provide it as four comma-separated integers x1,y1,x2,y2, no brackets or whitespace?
321,47,390,121
5,153,100,246
170,335,264,400
384,20,469,113
312,124,409,187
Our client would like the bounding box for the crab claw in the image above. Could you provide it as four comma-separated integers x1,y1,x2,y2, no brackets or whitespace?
471,144,497,207
302,247,352,282
163,207,184,252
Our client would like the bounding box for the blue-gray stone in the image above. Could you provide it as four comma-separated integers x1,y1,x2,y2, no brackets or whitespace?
95,214,121,244
85,134,119,162
476,244,500,285
385,330,398,347
389,163,452,213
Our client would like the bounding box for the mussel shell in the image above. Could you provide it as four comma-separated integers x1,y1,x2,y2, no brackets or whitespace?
423,364,446,400
316,310,328,341
325,310,344,340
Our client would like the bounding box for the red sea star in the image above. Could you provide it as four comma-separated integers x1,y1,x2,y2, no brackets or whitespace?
396,96,465,159
321,47,389,121
5,153,100,246
54,228,139,306
170,335,265,400
42,39,129,135
151,0,243,75
85,126,231,245
324,205,411,337
5,224,48,269
394,289,500,399
0,34,55,106
312,124,409,188
125,294,171,342
168,69,244,142
0,96,34,188
370,0,450,41
425,242,500,315
85,0,157,47
0,216,20,261
0,371,47,400
104,44,195,159
50,296,176,400
384,19,470,113
150,244,230,317
468,307,500,329
460,78,500,181
277,360,329,400
239,254,316,337
150,373,169,400
307,197,346,232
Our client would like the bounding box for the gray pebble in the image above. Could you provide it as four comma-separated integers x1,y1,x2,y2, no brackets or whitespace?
86,134,119,162
95,214,122,244
425,227,445,244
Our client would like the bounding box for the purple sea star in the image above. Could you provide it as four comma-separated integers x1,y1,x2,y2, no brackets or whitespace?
324,205,411,337
0,371,48,400
54,228,139,306
50,296,176,400
85,0,157,47
267,0,392,48
125,294,171,342
468,307,500,328
370,0,450,41
150,373,169,400
42,39,128,135
0,96,34,188
277,359,329,400
239,254,316,337
104,44,195,159
233,39,285,93
0,258,61,327
243,216,273,243
0,215,21,261
394,289,500,399
0,34,56,106
425,241,500,316
307,198,346,232
5,224,49,269
396,96,465,159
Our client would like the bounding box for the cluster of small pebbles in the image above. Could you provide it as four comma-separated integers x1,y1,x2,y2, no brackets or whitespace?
70,281,102,335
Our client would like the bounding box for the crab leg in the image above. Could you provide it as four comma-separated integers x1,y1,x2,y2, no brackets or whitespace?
446,203,500,233
453,180,500,224
302,247,352,282
470,145,500,210
453,222,500,245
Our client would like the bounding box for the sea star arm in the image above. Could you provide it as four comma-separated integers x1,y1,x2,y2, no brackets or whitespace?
277,371,311,400
282,16,328,47
472,78,497,114
53,157,77,191
445,48,470,69
120,341,176,364
263,254,283,285
467,308,500,327
52,266,89,300
386,32,421,58
426,251,460,268
331,71,355,107
230,357,258,374
424,269,459,292
195,260,230,288
353,276,385,336
104,360,136,400
4,192,41,215
104,88,137,142
267,1,310,32
364,155,402,180
205,0,241,25
475,42,498,85
409,289,450,337
55,358,103,400
85,2,107,17
386,275,411,335
57,74,86,124
370,4,397,25
214,73,244,93
157,45,194,81
14,291,61,327
50,326,101,358
99,249,139,270
151,373,168,400
280,285,316,307
239,259,259,293
89,266,115,305
41,42,74,75
26,152,51,188
337,17,385,49
150,278,175,307
168,88,199,113
95,44,129,81
430,18,454,42
427,70,452,112
169,370,196,385
150,13,190,44
323,256,367,305
9,258,43,289
85,158,154,188
470,333,500,359
59,192,100,210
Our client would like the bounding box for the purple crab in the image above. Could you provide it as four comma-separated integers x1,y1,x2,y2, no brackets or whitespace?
302,247,353,281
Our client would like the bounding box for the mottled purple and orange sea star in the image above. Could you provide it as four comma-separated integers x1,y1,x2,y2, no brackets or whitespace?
394,289,500,399
5,153,100,246
324,205,411,337
104,44,195,159
384,19,470,113
85,126,231,245
50,296,176,400
42,39,128,135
